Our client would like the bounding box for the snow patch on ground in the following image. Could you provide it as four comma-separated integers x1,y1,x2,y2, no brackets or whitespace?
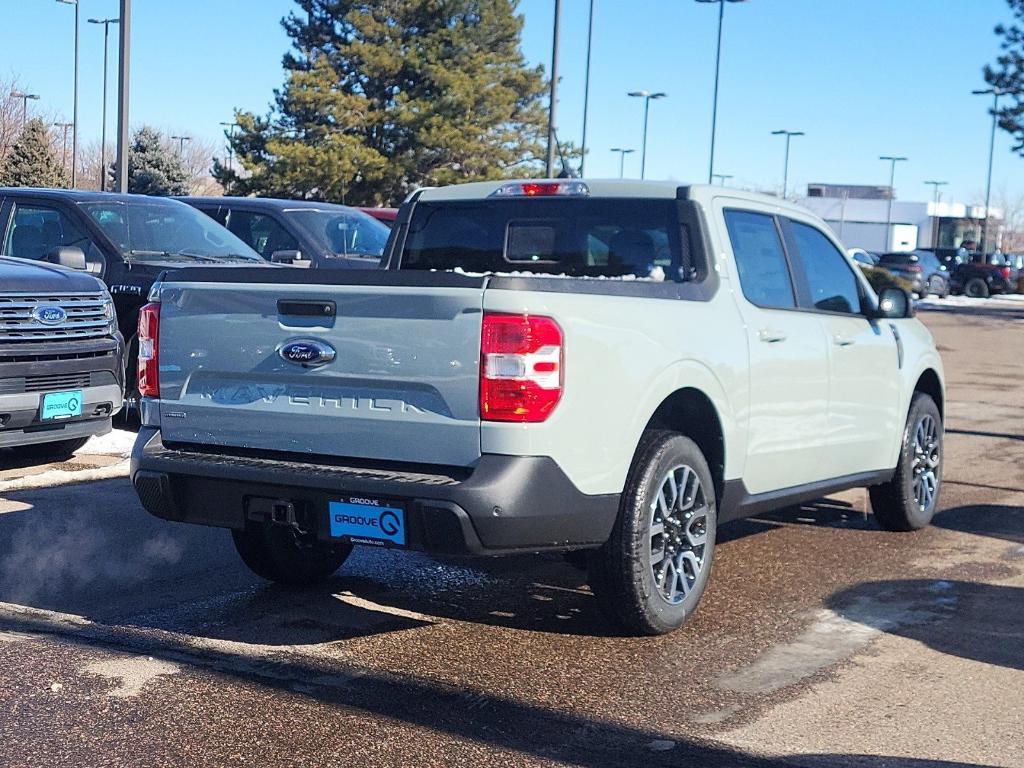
918,293,1024,311
82,428,137,458
81,656,180,698
0,462,128,492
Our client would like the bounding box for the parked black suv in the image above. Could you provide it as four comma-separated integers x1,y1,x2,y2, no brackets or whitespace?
876,250,950,298
0,189,265,412
0,255,124,459
178,197,390,269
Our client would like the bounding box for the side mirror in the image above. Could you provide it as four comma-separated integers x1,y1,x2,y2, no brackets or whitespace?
270,249,312,268
873,287,914,319
45,246,87,270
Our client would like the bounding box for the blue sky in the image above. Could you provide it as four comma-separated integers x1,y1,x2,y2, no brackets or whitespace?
1,0,1020,205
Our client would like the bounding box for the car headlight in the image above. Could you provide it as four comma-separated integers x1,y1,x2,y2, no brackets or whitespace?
102,298,117,332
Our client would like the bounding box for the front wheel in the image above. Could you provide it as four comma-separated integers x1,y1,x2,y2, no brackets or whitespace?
232,526,352,585
964,277,989,299
869,393,943,531
588,431,717,636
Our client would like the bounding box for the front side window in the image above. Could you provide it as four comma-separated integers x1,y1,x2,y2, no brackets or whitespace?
226,210,299,257
723,210,795,309
286,209,390,259
785,220,862,314
2,203,93,260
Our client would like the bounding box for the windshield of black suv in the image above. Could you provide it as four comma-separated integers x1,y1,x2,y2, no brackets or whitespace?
284,208,390,259
81,200,263,263
399,198,689,280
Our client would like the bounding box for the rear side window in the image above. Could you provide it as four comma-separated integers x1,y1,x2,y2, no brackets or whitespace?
784,220,862,314
400,199,689,280
226,210,299,257
723,210,795,309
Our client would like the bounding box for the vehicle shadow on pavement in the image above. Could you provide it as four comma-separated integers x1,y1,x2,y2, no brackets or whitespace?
826,578,1024,672
932,503,1024,545
0,603,998,768
719,497,875,545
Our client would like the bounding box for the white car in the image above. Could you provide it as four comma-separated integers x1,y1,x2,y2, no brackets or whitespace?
131,180,945,636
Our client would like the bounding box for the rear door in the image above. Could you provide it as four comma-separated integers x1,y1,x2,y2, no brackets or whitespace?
156,271,485,467
781,217,901,477
718,203,831,494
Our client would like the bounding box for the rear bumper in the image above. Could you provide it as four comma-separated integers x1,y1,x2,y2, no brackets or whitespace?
130,428,619,555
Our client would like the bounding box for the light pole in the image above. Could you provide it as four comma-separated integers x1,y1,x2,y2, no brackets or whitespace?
973,87,1009,253
924,180,948,205
711,173,733,186
114,0,131,194
220,121,240,173
695,0,746,184
57,0,79,188
545,0,562,178
88,16,119,191
53,121,74,174
879,155,908,251
579,0,595,176
10,91,40,127
610,147,635,178
170,135,191,158
771,129,803,198
628,90,666,180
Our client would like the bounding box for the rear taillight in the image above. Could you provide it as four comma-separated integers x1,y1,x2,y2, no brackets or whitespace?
480,313,563,422
137,302,160,398
1001,266,1012,280
906,265,923,273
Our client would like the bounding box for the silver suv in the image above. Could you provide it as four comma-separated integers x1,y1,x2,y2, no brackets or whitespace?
131,180,944,636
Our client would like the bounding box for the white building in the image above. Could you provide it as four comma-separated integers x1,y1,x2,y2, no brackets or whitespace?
796,185,1001,253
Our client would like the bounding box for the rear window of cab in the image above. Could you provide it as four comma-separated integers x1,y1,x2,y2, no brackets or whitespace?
400,198,692,281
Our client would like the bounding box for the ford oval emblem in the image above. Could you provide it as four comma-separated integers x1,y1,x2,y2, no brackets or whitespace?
278,338,337,367
31,305,67,325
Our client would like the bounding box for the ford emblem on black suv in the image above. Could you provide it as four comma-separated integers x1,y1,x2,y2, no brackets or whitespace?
278,338,337,367
31,305,67,325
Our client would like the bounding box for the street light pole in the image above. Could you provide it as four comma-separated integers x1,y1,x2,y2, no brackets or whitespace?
924,180,948,205
115,0,131,194
973,87,1007,253
10,91,40,127
57,0,79,187
711,173,733,186
579,0,595,177
546,0,562,178
696,0,746,184
89,17,119,191
628,91,666,180
53,122,74,176
879,155,908,251
610,147,635,178
771,129,804,198
170,135,191,158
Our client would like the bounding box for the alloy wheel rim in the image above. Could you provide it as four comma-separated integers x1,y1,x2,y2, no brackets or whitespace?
648,464,709,605
911,413,940,514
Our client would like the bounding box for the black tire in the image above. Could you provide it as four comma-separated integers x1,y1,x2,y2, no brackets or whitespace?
17,436,90,461
231,526,352,585
588,431,717,636
928,276,948,299
964,277,989,299
869,393,943,532
116,335,141,427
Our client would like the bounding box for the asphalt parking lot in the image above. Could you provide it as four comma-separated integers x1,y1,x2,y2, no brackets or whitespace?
0,298,1022,768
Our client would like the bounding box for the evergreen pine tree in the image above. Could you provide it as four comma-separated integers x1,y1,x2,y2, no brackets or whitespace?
985,0,1024,153
215,0,551,205
0,119,68,188
124,127,190,196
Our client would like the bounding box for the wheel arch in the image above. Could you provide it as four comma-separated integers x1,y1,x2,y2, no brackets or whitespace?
642,387,726,503
914,368,944,418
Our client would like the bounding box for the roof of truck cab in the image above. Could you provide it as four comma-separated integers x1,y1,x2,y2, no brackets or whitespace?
0,188,190,205
176,196,352,212
412,179,814,214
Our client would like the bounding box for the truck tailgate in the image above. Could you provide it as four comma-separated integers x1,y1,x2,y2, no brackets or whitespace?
156,271,485,467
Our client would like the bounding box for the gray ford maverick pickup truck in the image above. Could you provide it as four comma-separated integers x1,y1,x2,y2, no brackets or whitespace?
131,180,944,635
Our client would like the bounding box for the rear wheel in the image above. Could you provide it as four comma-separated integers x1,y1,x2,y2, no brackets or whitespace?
17,436,90,461
232,526,352,585
928,276,949,298
588,431,717,635
869,393,942,531
964,277,989,299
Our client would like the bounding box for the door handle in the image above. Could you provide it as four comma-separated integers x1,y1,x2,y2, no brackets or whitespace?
832,334,855,347
758,328,787,343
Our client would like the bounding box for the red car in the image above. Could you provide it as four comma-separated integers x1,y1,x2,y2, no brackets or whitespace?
358,207,398,227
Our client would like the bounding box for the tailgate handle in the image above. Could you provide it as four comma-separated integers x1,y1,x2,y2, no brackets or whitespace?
277,300,336,318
